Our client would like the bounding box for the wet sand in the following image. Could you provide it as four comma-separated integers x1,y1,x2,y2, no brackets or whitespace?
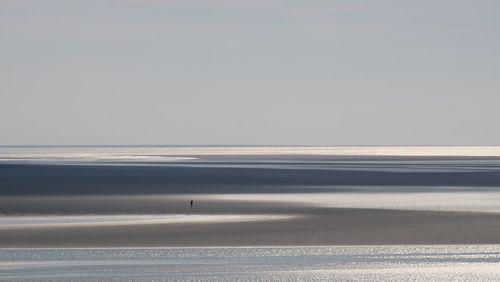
1,208,500,247
1,195,500,247
1,160,500,247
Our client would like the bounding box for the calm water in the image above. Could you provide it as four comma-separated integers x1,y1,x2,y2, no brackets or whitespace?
1,245,500,281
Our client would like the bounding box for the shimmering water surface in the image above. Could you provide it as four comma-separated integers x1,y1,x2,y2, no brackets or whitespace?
2,145,500,164
1,245,500,281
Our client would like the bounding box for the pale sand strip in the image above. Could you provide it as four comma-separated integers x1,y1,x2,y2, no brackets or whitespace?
0,214,294,229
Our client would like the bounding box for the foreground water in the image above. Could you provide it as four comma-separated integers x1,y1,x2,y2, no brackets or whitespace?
1,245,499,281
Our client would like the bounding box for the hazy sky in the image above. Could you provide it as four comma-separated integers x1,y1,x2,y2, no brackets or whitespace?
1,0,499,145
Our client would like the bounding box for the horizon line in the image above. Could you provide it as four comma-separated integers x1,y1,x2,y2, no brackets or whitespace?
1,144,500,148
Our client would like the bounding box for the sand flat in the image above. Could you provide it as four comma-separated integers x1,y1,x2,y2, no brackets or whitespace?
1,159,500,247
1,207,500,247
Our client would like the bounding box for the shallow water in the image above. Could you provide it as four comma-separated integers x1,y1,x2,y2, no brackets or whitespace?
1,245,500,281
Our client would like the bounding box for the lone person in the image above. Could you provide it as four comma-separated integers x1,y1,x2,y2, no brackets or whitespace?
190,199,193,208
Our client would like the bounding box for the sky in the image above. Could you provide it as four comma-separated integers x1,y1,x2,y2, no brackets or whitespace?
1,0,499,145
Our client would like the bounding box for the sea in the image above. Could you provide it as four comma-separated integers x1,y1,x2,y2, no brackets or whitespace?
2,245,500,281
1,145,500,281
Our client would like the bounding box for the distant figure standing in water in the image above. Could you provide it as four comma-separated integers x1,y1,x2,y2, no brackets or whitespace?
190,199,193,208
